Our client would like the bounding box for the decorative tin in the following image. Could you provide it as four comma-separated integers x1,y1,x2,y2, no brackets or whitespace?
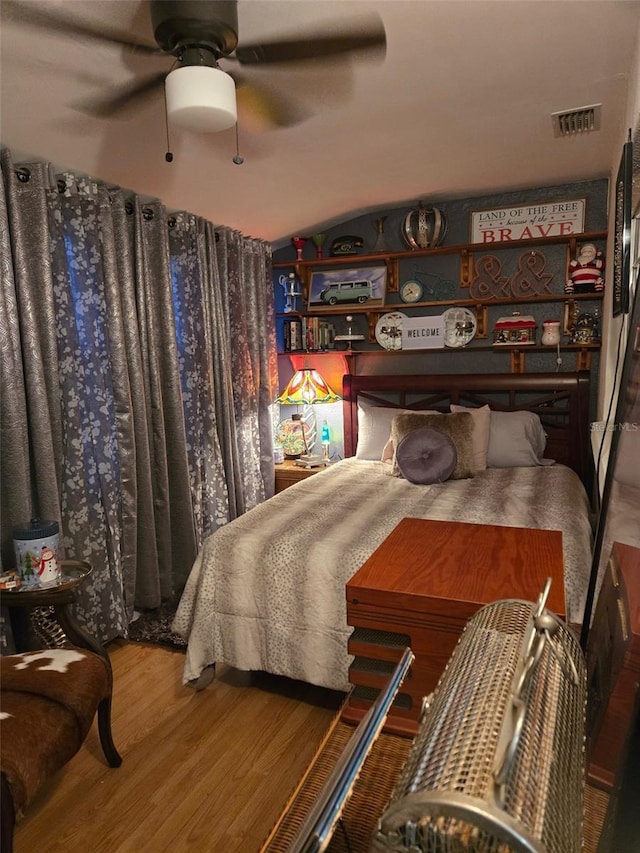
493,313,537,345
12,518,60,586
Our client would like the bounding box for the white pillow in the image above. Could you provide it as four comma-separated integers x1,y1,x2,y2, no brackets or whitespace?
486,410,551,467
355,399,438,461
355,400,413,460
450,404,491,472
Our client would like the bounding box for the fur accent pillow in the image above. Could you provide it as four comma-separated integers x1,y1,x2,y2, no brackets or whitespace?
450,404,491,472
389,412,475,480
394,427,458,484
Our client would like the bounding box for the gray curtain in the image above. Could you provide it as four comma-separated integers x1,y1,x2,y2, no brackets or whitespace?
167,213,278,536
0,148,277,643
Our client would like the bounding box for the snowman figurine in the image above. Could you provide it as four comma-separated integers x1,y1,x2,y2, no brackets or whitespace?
38,546,59,585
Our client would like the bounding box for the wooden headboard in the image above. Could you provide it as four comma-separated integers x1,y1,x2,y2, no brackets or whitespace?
342,372,592,487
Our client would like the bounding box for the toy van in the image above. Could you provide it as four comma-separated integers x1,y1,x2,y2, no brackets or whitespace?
319,280,372,305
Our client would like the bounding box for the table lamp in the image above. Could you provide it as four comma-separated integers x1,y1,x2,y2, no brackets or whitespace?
275,369,340,466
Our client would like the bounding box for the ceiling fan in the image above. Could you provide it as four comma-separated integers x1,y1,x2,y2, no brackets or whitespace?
4,0,386,133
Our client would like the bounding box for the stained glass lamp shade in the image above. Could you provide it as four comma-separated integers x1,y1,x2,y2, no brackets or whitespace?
275,370,340,457
275,369,340,406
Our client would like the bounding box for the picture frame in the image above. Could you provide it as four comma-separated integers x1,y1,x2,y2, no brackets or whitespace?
612,137,633,317
306,264,387,312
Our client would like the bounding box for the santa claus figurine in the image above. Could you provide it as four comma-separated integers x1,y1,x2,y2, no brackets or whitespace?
38,546,59,584
565,243,605,294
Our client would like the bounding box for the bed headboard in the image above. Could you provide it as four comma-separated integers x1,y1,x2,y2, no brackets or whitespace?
342,372,592,487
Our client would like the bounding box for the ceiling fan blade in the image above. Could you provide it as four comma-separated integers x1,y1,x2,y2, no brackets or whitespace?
234,14,386,65
73,73,167,119
234,77,311,131
2,0,161,55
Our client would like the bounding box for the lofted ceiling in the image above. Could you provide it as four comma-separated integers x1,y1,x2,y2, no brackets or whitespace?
1,0,639,248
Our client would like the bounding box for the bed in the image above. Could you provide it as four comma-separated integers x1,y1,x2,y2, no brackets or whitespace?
173,372,594,694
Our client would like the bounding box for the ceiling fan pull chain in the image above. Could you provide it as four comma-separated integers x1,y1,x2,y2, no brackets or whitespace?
164,90,174,163
233,123,244,165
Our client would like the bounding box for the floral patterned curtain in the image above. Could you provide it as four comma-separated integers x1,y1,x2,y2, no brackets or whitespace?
168,215,277,530
0,148,277,644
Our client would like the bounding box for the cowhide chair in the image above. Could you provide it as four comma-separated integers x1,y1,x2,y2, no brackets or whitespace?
0,647,121,853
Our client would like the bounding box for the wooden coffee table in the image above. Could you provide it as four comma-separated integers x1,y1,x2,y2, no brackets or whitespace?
345,517,565,736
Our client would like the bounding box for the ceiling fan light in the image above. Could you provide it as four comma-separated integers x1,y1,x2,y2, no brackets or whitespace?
165,66,237,133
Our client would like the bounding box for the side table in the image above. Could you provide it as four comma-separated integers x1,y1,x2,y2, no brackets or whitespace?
1,560,103,656
274,459,325,493
0,559,121,767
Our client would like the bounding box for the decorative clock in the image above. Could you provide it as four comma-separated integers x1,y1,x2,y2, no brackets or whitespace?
375,311,406,350
442,307,477,348
399,279,424,304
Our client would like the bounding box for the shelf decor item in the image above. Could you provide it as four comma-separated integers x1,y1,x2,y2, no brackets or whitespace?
470,198,585,244
310,232,327,259
510,249,553,297
330,235,364,256
399,278,424,303
307,264,387,312
402,202,447,250
493,313,537,346
565,243,605,295
401,263,457,302
402,315,446,350
442,307,477,348
372,216,389,253
334,314,365,349
541,320,561,346
292,235,308,260
570,312,599,344
375,311,406,350
275,369,340,460
278,272,301,313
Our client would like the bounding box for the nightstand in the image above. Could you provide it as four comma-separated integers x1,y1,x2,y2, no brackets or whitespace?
274,460,324,493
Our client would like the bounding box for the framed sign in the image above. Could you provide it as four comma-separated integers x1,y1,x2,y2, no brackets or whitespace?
402,315,445,349
612,137,633,317
470,199,585,244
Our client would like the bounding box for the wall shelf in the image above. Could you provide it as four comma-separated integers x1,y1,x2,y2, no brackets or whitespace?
273,230,608,271
275,291,603,319
274,230,606,374
279,343,599,374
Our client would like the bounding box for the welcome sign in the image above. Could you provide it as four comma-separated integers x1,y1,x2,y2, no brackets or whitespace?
402,315,445,349
470,199,585,244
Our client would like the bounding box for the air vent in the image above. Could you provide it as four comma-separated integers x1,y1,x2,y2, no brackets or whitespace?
552,104,602,137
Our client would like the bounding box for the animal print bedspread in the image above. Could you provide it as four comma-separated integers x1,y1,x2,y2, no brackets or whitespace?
173,460,592,692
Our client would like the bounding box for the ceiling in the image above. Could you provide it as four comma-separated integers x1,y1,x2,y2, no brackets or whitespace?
1,1,639,247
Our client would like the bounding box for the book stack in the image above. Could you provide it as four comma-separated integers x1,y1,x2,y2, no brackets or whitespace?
283,317,336,352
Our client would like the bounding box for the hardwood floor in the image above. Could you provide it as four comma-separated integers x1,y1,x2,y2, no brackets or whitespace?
13,640,343,853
